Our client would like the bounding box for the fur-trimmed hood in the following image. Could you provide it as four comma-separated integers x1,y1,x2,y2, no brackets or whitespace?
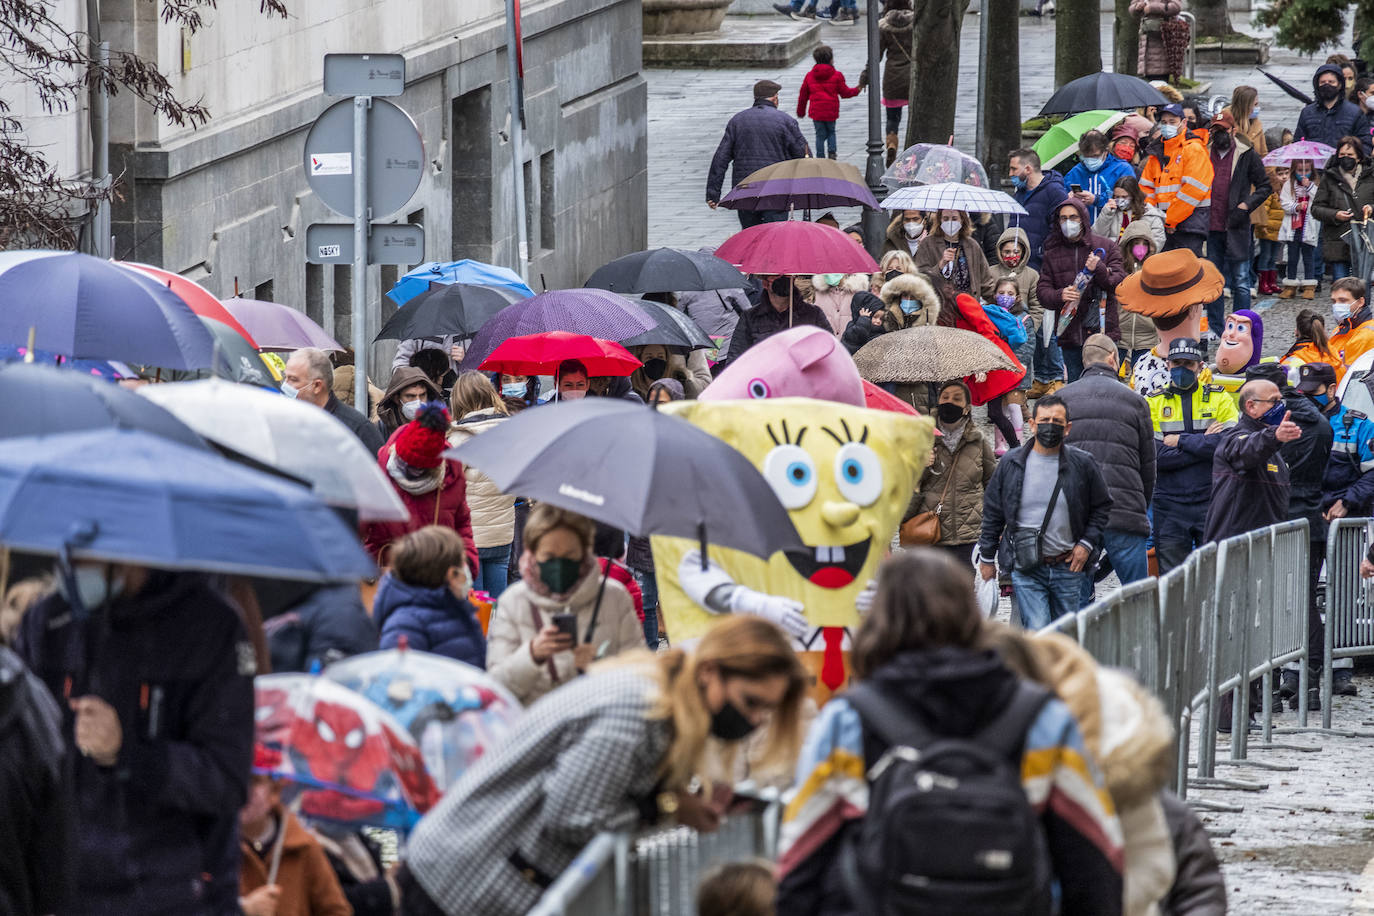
878,271,941,327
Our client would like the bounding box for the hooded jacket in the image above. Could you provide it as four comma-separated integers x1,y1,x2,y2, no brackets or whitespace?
907,417,997,545
811,272,869,335
913,227,998,299
945,292,1026,404
375,367,444,443
1203,411,1291,544
797,63,862,123
1058,364,1157,535
1064,154,1138,223
362,429,479,577
1092,197,1167,251
990,226,1045,331
1295,64,1372,154
1037,195,1127,347
883,213,925,255
1159,791,1228,916
264,582,379,674
1329,304,1374,383
1273,386,1334,534
1115,222,1164,353
1014,168,1068,270
375,572,487,667
1278,174,1322,246
1209,132,1272,261
448,408,518,549
840,290,896,353
706,99,809,204
1311,157,1374,263
1140,130,1214,235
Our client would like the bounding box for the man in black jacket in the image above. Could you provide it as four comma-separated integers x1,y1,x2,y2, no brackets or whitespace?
286,347,385,455
1203,379,1302,544
1057,335,1156,605
706,80,809,229
978,395,1114,629
724,275,833,364
1203,111,1271,340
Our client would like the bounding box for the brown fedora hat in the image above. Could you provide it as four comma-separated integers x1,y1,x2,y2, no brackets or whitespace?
1116,248,1225,318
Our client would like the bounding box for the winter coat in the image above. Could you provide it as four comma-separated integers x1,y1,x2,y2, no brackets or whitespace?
486,570,641,703
15,572,255,915
1129,0,1181,77
1277,388,1333,537
883,214,925,256
1058,365,1157,535
362,440,479,577
599,558,645,624
1221,108,1268,159
797,63,861,123
1203,412,1291,544
1311,160,1374,263
1278,178,1322,246
327,392,385,455
1330,308,1374,382
776,647,1125,916
0,645,72,916
677,287,746,356
1295,64,1372,154
1093,201,1167,251
706,99,808,203
912,232,997,299
240,806,352,916
374,366,444,444
1159,791,1228,916
907,420,996,545
1140,131,1214,235
1116,221,1164,353
375,573,486,667
725,296,833,364
978,440,1115,562
840,290,902,354
630,349,699,400
1209,136,1272,262
1015,169,1069,270
1037,196,1127,347
1064,155,1138,223
991,226,1045,331
947,292,1026,405
264,582,378,673
877,9,914,102
1254,187,1284,242
317,829,394,916
811,273,869,335
404,668,673,916
449,409,517,549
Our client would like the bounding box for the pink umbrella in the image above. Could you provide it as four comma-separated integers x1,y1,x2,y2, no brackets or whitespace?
220,297,343,352
714,220,879,276
1263,141,1337,168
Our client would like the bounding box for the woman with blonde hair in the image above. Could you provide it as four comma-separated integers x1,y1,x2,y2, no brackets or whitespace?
399,615,807,916
1223,84,1266,157
448,371,516,598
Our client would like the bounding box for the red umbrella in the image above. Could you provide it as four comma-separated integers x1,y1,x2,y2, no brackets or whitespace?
713,220,879,276
117,262,260,348
478,330,642,377
861,379,920,417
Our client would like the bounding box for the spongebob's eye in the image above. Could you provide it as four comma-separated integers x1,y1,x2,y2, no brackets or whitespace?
763,445,818,510
834,443,883,507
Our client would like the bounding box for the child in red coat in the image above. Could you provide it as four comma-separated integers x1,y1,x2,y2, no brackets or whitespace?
796,45,863,160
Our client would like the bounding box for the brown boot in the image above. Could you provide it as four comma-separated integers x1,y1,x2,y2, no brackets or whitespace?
1027,379,1050,399
1302,282,1316,300
1278,282,1296,299
886,132,899,167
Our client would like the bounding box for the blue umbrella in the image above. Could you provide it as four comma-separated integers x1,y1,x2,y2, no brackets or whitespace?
0,250,215,370
0,428,375,582
0,343,133,380
387,260,535,306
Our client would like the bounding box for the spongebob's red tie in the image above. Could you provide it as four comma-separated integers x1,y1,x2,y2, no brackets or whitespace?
820,626,846,691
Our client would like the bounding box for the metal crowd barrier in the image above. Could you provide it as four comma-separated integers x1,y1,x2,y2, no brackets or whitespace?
1322,519,1374,729
530,789,781,916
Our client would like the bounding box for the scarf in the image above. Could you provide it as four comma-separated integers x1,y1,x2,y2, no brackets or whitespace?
941,242,972,293
1292,185,1311,232
517,549,598,603
938,419,967,453
386,447,443,495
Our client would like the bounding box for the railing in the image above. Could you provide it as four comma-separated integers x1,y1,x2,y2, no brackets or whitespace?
1323,519,1374,727
1179,11,1196,81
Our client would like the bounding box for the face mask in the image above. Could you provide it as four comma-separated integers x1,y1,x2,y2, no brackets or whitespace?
1113,196,1131,210
1159,122,1180,140
1251,105,1261,117
994,292,1017,309
1060,219,1082,239
1081,155,1105,172
903,221,924,239
1366,96,1374,111
1317,83,1342,103
1211,132,1232,152
537,556,582,594
1339,155,1358,172
1001,249,1020,267
1011,173,1027,190
1169,366,1198,391
899,298,920,315
60,565,122,613
502,382,526,398
1296,172,1312,185
401,400,423,421
1310,393,1330,406
643,358,667,379
709,700,758,741
936,402,966,424
769,277,792,297
940,219,961,237
1333,300,1354,321
1260,401,1287,426
1114,143,1135,161
1131,242,1150,261
1035,422,1066,449
281,381,300,399
560,388,586,401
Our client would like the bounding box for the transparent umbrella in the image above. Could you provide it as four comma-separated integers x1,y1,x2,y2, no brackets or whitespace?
882,143,989,191
1343,210,1374,287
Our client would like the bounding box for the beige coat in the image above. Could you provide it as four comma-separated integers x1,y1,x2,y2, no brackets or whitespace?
906,420,996,545
447,409,516,549
486,571,641,704
913,232,997,299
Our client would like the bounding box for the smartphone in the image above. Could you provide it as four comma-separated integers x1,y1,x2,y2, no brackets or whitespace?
551,613,578,642
1070,183,1082,194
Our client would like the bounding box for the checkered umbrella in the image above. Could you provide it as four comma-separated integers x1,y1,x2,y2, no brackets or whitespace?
881,182,1027,216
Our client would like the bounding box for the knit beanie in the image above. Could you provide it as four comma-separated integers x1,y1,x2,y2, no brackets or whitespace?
394,403,450,469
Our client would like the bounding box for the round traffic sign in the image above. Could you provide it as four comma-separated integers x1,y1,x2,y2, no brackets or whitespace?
303,97,424,219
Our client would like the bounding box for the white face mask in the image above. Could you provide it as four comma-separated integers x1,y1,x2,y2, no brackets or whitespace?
903,220,924,239
401,400,423,421
560,389,586,401
1366,96,1374,111
1334,300,1354,321
281,381,301,399
61,564,123,612
940,219,961,238
1060,219,1082,239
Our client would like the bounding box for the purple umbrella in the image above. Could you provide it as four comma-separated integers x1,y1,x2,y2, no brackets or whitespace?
458,289,658,370
0,250,215,370
1262,141,1337,168
718,158,880,212
220,298,343,352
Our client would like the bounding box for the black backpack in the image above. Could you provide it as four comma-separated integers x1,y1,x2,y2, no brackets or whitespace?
839,680,1054,916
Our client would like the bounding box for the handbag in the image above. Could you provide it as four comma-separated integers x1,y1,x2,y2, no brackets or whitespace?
900,453,958,546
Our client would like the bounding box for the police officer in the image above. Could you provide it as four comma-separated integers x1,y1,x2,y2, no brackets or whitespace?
1148,337,1240,574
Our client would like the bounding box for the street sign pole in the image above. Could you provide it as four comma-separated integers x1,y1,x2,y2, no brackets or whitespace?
352,96,370,412
505,0,530,283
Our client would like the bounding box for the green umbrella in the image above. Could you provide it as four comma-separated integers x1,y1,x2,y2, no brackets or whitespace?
1032,110,1127,171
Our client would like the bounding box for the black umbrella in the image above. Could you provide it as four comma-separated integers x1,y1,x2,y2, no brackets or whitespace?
445,398,803,560
622,299,714,350
375,281,525,343
1038,71,1170,116
0,362,209,450
1257,67,1313,105
584,248,748,295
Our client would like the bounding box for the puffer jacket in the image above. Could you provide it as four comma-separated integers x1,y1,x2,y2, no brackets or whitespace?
947,292,1024,405
841,277,938,353
797,63,861,123
1092,201,1167,251
1037,195,1126,347
913,232,997,299
374,573,486,667
448,409,517,549
906,420,996,545
486,569,642,704
990,226,1044,331
1295,63,1372,153
1311,160,1374,263
1014,168,1068,270
811,273,869,335
1057,365,1156,535
362,437,479,577
1159,791,1228,915
1064,155,1138,223
706,99,808,203
1254,187,1284,242
1116,222,1164,353
264,583,378,673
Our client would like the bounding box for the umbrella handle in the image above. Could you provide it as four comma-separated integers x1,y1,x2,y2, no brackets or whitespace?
265,795,301,886
699,521,709,573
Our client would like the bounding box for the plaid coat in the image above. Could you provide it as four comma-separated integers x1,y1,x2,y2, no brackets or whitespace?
404,668,673,915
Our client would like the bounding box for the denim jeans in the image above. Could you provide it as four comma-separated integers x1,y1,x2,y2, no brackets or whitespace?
1256,238,1278,272
813,120,837,158
1163,231,1205,256
885,106,902,135
1331,261,1351,281
1061,345,1083,383
632,567,661,648
476,543,512,599
1033,333,1064,384
1080,529,1149,606
1286,241,1315,282
1011,562,1088,630
1206,230,1251,331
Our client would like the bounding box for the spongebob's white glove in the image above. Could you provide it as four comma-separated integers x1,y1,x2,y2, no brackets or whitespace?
678,550,808,638
855,579,878,617
722,588,809,638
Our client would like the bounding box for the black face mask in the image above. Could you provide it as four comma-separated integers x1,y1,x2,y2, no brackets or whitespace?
769,277,792,297
1339,155,1359,172
537,557,582,594
643,358,667,379
1210,132,1231,153
709,700,758,741
1317,83,1342,103
935,402,967,424
1035,422,1066,449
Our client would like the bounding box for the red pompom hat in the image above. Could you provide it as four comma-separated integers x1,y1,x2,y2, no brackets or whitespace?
394,403,451,469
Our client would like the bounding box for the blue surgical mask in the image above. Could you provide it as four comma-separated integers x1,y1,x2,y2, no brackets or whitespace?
1081,155,1106,172
280,381,300,399
1260,401,1287,426
1159,123,1180,140
1334,300,1354,321
1011,173,1027,190
1169,366,1198,391
899,298,920,314
502,382,526,398
994,292,1017,309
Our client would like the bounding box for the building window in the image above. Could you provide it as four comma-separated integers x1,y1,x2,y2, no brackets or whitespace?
254,279,274,302
305,263,324,326
540,151,555,251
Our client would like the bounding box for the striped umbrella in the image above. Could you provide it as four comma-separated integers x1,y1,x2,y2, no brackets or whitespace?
720,157,879,211
881,182,1028,216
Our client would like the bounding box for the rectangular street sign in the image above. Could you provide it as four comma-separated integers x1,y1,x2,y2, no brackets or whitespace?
306,224,352,264
323,53,406,97
305,222,424,265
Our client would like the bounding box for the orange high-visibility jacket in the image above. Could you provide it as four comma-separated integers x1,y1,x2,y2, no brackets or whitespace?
1139,132,1214,231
